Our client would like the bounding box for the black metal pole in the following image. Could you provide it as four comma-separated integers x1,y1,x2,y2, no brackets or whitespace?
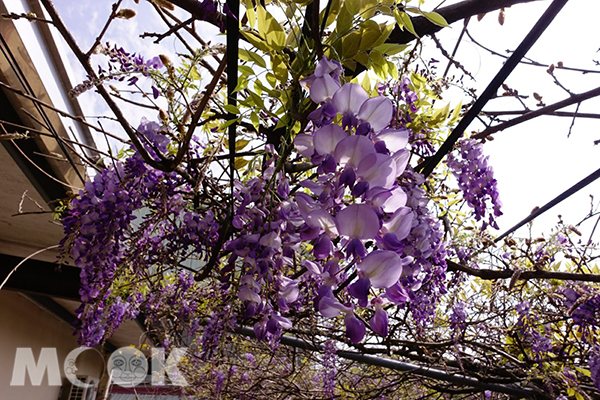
235,327,539,397
495,166,600,243
227,0,239,212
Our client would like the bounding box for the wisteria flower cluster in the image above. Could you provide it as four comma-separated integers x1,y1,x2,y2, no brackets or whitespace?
446,138,502,230
70,43,164,98
284,55,447,341
563,285,600,389
60,119,219,346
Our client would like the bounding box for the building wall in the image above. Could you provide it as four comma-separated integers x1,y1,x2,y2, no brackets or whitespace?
0,291,104,399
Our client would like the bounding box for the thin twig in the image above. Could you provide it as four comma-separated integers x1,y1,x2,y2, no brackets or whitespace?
18,190,46,214
1,11,53,24
141,16,195,44
447,259,600,283
109,91,160,110
442,17,470,79
431,33,473,81
474,86,600,139
0,81,127,142
0,245,60,291
482,110,600,119
85,1,123,58
466,29,600,75
10,139,82,190
40,0,169,170
567,102,580,138
150,3,195,55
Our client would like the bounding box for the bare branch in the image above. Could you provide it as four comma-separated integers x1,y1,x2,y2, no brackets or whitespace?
447,259,600,283
473,86,600,139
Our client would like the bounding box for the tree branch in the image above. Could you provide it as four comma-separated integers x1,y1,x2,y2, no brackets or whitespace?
447,259,600,283
482,110,600,119
349,0,544,76
473,85,600,139
388,0,544,46
40,0,171,171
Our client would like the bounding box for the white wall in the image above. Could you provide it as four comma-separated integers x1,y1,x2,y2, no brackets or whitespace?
0,291,104,400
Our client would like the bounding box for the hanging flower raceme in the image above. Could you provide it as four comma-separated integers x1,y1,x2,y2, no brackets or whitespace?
446,138,502,230
60,118,219,347
290,56,447,342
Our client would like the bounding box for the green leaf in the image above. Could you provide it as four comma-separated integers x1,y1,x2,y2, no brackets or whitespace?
286,25,301,47
322,0,342,28
353,51,370,68
190,66,200,80
576,367,592,378
256,3,285,51
358,21,381,51
359,71,371,93
370,50,385,77
336,2,353,34
239,65,255,76
272,54,288,83
359,29,381,51
235,139,251,151
359,0,378,19
430,103,450,125
234,158,250,169
239,49,267,68
240,30,270,52
377,0,394,16
372,23,394,48
346,0,360,16
395,11,419,38
233,77,249,92
245,0,256,28
266,72,277,88
404,6,423,15
248,90,265,109
255,79,279,97
424,11,450,27
449,101,462,124
224,104,240,114
387,60,398,80
220,118,238,131
394,9,404,29
342,31,362,59
256,3,268,38
237,98,254,108
373,43,408,56
250,111,260,131
411,72,426,90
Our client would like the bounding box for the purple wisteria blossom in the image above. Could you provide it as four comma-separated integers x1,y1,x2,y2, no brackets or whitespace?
589,346,600,391
320,339,338,396
446,138,502,230
291,56,447,341
61,119,217,346
70,44,164,97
